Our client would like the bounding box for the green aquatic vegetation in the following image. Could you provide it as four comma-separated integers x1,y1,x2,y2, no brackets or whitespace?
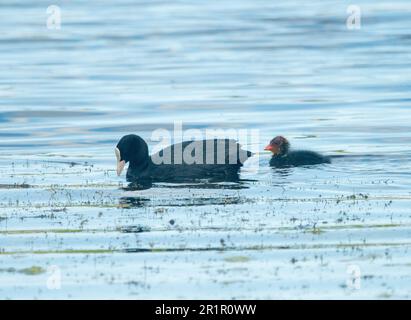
19,266,46,275
154,207,167,214
0,249,116,255
0,203,125,209
295,134,317,138
0,266,45,275
1,240,411,257
0,219,406,237
224,256,251,263
315,223,402,231
377,292,393,299
0,194,409,210
221,280,244,286
0,267,17,273
0,183,30,189
150,248,166,253
307,227,325,235
0,228,85,235
346,193,369,200
37,249,116,254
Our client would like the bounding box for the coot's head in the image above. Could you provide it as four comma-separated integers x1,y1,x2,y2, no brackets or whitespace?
264,136,290,156
115,134,149,176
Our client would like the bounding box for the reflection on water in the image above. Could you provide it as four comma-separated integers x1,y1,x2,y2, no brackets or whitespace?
119,196,150,208
120,194,244,208
268,167,294,177
130,181,250,190
122,181,153,191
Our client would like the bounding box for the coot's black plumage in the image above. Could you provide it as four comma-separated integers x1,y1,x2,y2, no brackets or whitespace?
265,136,330,167
115,134,252,183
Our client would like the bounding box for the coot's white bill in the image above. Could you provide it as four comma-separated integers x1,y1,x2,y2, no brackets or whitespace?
115,147,125,176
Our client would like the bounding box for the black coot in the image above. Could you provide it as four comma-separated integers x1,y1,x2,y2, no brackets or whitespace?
265,136,330,167
115,134,252,183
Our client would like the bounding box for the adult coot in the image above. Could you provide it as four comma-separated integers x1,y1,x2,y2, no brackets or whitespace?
115,134,252,183
265,136,330,167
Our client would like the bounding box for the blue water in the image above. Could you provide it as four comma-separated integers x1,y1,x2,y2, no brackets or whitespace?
0,0,410,299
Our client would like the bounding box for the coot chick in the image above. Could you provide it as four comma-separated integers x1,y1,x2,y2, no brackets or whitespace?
115,134,252,183
265,136,330,167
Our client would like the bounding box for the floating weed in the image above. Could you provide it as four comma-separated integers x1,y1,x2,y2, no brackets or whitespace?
1,241,411,256
0,266,46,275
118,225,151,233
346,193,369,201
0,183,30,189
150,248,166,253
1,194,410,210
0,249,116,255
154,207,167,214
307,227,325,235
0,229,85,235
383,263,411,267
378,292,393,299
19,266,46,275
295,134,317,139
0,267,17,273
223,256,251,263
0,222,406,236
